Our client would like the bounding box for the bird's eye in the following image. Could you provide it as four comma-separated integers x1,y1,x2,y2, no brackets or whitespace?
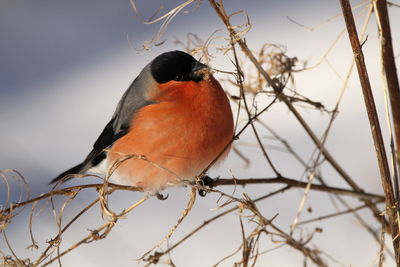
174,74,183,81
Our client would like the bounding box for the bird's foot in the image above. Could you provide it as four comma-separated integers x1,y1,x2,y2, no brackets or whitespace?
156,193,169,200
198,175,217,197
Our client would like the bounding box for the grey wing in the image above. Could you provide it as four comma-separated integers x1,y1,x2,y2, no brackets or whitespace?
50,67,154,184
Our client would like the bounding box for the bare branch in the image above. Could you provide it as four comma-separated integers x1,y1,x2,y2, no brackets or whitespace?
340,0,399,263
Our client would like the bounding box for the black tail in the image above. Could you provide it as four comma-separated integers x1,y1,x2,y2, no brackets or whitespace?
49,163,85,184
50,149,106,185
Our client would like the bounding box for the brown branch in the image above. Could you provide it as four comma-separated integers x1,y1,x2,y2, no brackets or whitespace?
374,0,400,170
257,118,392,252
296,203,372,225
212,177,385,201
168,185,327,266
2,183,142,214
198,95,278,178
374,0,400,204
33,198,100,266
145,186,290,264
207,0,384,228
1,176,383,264
229,27,281,176
242,194,327,266
7,174,379,223
340,0,399,264
41,196,148,267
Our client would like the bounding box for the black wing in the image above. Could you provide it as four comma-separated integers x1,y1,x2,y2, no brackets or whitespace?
50,71,154,184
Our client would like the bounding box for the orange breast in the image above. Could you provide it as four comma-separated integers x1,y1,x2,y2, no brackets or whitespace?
108,75,234,192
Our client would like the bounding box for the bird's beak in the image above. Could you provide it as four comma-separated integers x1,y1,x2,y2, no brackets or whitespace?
192,61,208,72
191,61,211,80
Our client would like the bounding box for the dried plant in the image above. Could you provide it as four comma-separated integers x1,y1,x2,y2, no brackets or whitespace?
1,0,400,266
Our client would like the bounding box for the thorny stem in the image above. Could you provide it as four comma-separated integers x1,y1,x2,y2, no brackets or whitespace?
340,0,399,264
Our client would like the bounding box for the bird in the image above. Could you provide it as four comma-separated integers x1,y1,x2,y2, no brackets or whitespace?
51,50,234,194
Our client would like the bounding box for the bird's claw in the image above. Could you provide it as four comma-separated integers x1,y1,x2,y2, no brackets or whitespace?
156,193,169,200
198,175,217,197
198,189,207,197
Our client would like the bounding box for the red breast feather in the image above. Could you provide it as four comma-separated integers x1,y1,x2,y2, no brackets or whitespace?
108,75,233,193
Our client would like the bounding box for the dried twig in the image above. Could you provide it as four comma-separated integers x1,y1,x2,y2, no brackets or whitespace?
213,177,384,201
3,1,399,266
296,203,373,225
207,0,385,228
145,187,290,264
340,0,399,264
379,217,386,267
142,187,197,264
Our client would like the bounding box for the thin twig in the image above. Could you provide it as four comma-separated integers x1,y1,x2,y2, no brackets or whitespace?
297,203,373,225
41,196,148,267
146,187,290,263
213,177,384,200
379,217,386,267
142,187,197,264
33,198,100,266
229,32,281,176
242,194,327,266
2,182,142,214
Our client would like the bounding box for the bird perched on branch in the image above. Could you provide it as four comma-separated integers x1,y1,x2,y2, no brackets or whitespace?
51,51,234,194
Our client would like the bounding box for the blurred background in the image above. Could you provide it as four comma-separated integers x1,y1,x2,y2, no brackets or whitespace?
1,0,400,266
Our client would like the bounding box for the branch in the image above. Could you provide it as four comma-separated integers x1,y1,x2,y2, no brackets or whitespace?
297,203,373,225
144,186,290,264
374,0,400,169
340,0,399,264
207,0,385,227
212,177,385,201
2,183,142,214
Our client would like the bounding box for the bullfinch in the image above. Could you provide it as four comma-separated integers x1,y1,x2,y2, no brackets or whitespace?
51,51,234,194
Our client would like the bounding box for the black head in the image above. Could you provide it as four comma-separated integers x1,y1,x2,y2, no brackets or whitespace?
150,51,208,84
